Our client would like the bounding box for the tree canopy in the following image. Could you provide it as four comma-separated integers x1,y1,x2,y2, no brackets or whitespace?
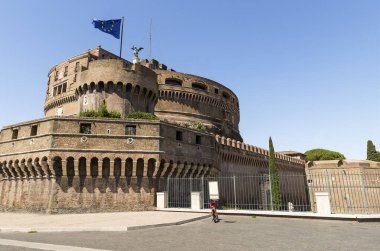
304,148,345,161
367,140,380,162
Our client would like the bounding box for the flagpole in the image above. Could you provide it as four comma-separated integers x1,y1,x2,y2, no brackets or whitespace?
149,18,152,60
119,16,124,58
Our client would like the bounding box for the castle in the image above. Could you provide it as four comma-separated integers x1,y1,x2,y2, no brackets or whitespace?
0,47,305,213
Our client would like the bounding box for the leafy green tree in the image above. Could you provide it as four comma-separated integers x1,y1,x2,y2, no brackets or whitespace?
269,137,281,210
367,140,380,162
304,149,345,161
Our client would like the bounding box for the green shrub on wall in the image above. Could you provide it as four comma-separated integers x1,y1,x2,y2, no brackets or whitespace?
189,122,207,132
127,112,158,120
304,148,345,161
79,101,121,118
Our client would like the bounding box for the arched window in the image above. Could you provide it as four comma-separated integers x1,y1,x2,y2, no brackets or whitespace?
222,91,230,100
192,83,207,91
165,79,182,86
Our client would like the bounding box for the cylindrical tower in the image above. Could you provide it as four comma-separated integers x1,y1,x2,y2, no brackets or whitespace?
140,59,242,141
44,47,158,118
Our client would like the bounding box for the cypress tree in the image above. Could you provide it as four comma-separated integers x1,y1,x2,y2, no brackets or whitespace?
269,137,281,210
367,140,380,162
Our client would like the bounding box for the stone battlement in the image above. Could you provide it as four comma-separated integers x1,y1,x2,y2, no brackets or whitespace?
215,134,305,165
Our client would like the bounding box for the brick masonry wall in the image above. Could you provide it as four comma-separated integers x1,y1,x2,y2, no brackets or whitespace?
0,177,155,213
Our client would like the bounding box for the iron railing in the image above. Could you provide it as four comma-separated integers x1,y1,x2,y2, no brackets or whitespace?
157,172,380,214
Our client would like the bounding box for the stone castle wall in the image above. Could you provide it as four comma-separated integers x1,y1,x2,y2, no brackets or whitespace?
215,134,305,175
0,47,307,213
0,117,217,213
306,160,380,214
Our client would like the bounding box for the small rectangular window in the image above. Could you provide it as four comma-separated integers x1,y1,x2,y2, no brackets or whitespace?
64,66,68,76
57,85,62,95
125,125,136,135
12,129,19,139
62,82,67,93
215,88,219,94
80,123,91,134
30,125,38,136
75,62,80,72
176,131,183,141
196,135,201,145
53,87,57,96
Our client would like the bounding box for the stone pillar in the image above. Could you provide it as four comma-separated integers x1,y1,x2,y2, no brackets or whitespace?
183,164,193,177
2,163,10,179
175,163,184,177
156,192,168,209
162,162,171,177
20,162,28,178
202,166,210,177
14,162,23,179
152,161,161,177
143,161,149,177
40,160,49,178
47,160,54,178
132,160,138,177
110,160,115,177
121,160,126,176
168,163,178,177
26,162,34,178
191,192,203,210
187,166,196,178
315,192,331,215
61,159,67,177
180,164,190,178
73,160,79,177
98,160,103,177
195,166,204,178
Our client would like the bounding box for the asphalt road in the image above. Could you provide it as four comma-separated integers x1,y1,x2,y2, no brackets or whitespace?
0,215,379,251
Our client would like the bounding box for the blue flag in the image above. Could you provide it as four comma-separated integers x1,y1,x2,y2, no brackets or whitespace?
92,19,121,39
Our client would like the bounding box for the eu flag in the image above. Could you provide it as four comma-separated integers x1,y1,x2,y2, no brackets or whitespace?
92,19,121,39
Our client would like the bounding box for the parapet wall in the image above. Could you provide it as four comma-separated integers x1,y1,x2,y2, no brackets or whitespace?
215,134,305,175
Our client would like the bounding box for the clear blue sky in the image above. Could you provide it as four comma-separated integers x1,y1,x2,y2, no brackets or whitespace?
0,0,379,159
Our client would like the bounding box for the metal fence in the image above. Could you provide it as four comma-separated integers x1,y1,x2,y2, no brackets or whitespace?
157,172,380,214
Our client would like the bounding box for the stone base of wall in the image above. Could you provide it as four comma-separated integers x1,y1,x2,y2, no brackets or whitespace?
0,177,156,214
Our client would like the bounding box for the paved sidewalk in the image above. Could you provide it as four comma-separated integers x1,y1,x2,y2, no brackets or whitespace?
0,211,209,233
156,208,380,222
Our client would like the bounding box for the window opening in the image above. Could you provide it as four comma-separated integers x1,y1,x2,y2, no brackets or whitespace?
176,131,183,141
30,125,38,136
125,125,136,135
196,135,201,145
165,79,182,86
192,83,207,91
80,123,92,134
12,129,19,139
